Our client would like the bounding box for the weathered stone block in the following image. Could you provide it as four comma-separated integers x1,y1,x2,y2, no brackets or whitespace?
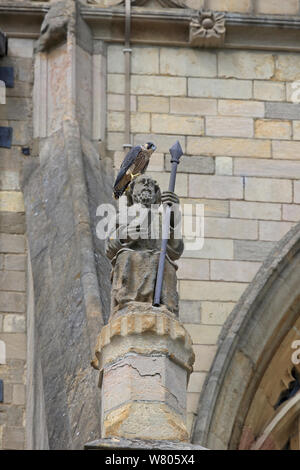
253,81,285,102
7,38,34,58
180,280,246,301
12,384,25,405
215,157,232,175
259,221,294,241
218,51,274,80
107,94,136,112
257,0,299,14
210,260,261,282
165,156,214,174
193,345,218,372
204,217,258,240
0,213,25,235
6,81,32,99
0,292,25,313
11,121,31,146
107,74,125,94
0,98,31,121
187,392,200,413
207,0,252,12
3,315,25,333
108,45,159,75
218,99,265,117
0,81,5,105
206,117,253,138
185,324,222,345
138,96,169,113
187,137,271,158
0,271,25,292
293,180,300,203
188,78,252,100
4,255,26,271
179,300,201,324
282,204,300,221
255,120,291,140
293,121,300,140
187,371,206,393
0,171,20,191
182,238,233,260
2,426,24,450
201,302,234,326
245,177,292,203
0,235,25,254
233,240,276,261
275,54,300,81
131,75,186,96
107,111,150,133
107,132,125,151
170,98,217,116
272,140,300,160
230,201,281,220
234,157,300,179
0,334,26,359
160,48,216,77
102,355,186,417
189,175,243,199
152,114,204,136
103,402,188,441
177,258,209,280
265,102,300,120
0,192,24,212
180,198,229,218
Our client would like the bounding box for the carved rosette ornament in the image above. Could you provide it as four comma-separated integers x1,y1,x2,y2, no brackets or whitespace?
190,10,226,47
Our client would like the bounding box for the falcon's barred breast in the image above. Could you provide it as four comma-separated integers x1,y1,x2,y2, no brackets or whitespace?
113,142,157,199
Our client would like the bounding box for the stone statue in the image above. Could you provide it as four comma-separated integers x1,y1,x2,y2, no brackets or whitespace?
105,175,184,318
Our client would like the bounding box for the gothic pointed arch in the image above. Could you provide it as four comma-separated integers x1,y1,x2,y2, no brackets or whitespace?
192,222,300,450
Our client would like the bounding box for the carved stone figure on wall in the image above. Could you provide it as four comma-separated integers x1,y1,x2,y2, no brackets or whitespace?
105,175,183,318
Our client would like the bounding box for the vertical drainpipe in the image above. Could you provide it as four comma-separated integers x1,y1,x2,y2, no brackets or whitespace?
123,0,132,150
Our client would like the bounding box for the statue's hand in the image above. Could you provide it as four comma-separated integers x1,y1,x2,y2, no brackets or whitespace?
105,238,122,259
161,191,180,207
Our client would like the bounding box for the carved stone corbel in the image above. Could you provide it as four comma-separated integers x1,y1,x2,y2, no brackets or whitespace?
189,10,226,48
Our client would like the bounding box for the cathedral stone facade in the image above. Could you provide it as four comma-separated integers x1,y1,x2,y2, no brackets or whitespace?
0,0,300,450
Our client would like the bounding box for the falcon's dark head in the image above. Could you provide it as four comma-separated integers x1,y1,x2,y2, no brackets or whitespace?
145,142,157,153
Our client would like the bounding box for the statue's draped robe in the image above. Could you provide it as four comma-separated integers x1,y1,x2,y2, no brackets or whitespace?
106,204,184,316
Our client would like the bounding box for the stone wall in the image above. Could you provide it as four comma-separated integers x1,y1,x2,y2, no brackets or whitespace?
186,0,300,14
107,44,300,435
0,38,34,450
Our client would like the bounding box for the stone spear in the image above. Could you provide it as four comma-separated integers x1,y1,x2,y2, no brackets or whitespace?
153,140,183,307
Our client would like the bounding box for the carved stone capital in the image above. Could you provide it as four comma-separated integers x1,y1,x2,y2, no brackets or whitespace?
190,10,226,48
93,303,195,376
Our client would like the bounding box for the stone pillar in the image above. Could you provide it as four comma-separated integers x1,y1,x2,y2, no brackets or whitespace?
94,304,195,442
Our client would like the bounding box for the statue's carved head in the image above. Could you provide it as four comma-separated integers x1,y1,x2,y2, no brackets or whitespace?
127,176,161,208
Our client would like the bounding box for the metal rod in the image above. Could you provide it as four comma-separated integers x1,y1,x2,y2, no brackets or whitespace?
153,141,183,307
124,0,131,149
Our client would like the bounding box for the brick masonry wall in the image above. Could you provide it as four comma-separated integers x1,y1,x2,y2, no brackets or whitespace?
0,38,33,449
107,44,300,435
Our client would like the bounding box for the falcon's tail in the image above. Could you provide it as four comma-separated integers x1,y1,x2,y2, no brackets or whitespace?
113,181,131,199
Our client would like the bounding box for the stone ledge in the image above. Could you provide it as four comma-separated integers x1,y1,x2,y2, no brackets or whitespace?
85,436,207,450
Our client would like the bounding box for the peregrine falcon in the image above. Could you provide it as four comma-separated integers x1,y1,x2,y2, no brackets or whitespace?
113,142,157,199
